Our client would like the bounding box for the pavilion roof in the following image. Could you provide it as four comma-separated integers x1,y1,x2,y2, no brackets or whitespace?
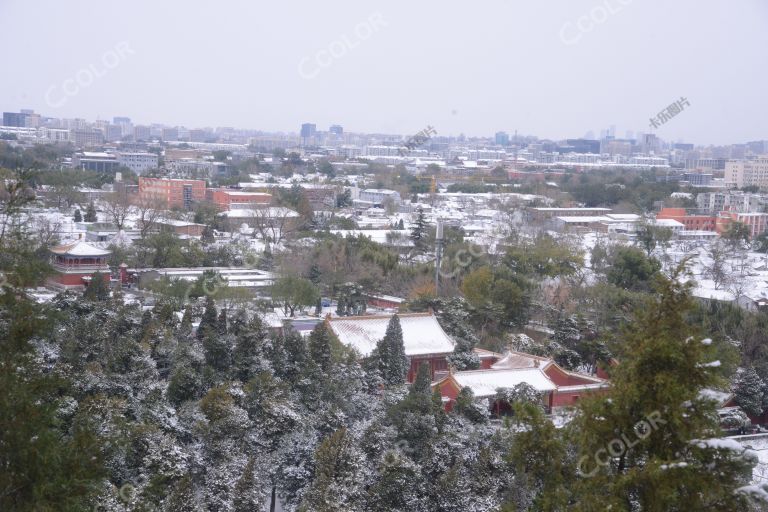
50,240,112,257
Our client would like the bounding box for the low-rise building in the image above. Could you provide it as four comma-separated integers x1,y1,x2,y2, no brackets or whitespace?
326,312,455,383
117,152,159,174
656,207,717,231
206,188,272,211
138,177,206,209
433,350,609,414
72,152,119,172
48,240,112,290
716,211,768,239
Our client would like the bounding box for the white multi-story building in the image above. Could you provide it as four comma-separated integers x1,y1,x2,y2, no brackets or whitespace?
696,191,766,213
358,188,402,206
38,127,71,142
366,145,403,157
117,152,159,174
725,158,768,189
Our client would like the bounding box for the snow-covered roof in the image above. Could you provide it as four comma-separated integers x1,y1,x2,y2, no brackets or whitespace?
605,213,641,221
327,313,455,357
451,368,557,397
491,351,551,370
652,218,685,228
556,216,612,223
218,207,300,218
50,240,111,256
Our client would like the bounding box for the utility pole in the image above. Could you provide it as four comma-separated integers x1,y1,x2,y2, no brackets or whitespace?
434,219,443,296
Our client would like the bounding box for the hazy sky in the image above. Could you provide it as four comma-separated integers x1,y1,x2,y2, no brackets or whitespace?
1,0,766,144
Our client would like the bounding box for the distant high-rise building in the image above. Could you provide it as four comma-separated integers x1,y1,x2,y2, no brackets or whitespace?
495,131,510,146
725,158,768,189
329,124,344,135
565,139,600,154
134,125,151,141
3,111,28,127
747,140,768,155
105,124,123,142
161,127,179,141
300,123,317,145
301,123,316,138
71,128,105,147
190,129,210,142
113,116,131,125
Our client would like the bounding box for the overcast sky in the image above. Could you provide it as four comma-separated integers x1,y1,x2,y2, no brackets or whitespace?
1,0,766,144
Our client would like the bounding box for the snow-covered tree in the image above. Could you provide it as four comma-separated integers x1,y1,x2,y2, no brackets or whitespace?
734,366,765,417
299,428,364,512
308,322,334,373
572,268,756,509
375,315,409,386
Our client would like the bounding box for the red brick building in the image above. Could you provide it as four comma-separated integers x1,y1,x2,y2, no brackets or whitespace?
433,350,609,414
326,312,455,382
656,207,716,231
138,177,206,209
49,240,111,290
716,211,768,239
206,188,272,211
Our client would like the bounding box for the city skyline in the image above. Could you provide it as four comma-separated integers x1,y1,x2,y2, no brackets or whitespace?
1,0,767,145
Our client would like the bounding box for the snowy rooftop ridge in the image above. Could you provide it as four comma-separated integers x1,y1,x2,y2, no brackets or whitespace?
50,240,112,257
326,312,455,357
450,368,558,397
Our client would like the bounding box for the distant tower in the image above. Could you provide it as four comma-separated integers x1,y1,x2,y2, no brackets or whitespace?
329,124,343,136
300,123,317,146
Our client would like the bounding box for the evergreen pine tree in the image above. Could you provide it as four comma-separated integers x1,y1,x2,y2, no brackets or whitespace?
84,202,98,222
454,387,487,423
734,366,765,417
179,306,193,335
504,402,572,511
570,268,756,511
200,224,215,244
299,428,362,512
279,327,309,383
232,315,269,382
83,272,110,301
163,474,200,512
0,293,105,510
376,315,409,386
197,295,218,340
217,308,228,335
366,454,423,511
308,322,334,372
233,457,264,512
73,208,82,222
336,297,346,317
409,206,428,254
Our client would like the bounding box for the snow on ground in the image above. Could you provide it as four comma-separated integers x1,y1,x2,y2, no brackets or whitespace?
735,434,768,485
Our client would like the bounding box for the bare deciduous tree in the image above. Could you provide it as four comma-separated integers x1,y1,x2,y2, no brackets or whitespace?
103,190,132,230
134,195,167,238
248,207,299,246
705,242,730,290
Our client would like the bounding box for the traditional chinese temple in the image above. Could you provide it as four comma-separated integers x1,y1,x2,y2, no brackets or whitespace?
49,240,112,290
